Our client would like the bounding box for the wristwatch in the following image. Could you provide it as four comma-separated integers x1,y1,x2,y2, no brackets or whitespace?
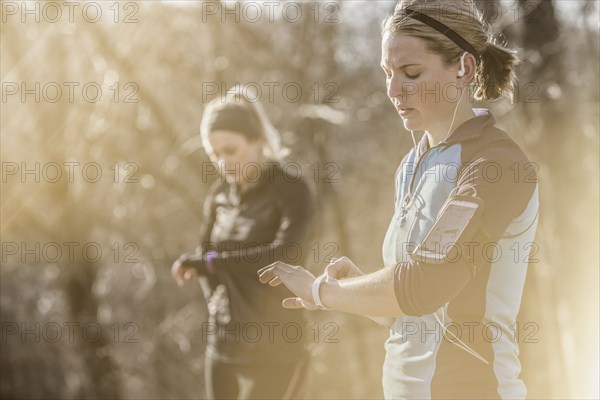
311,274,332,310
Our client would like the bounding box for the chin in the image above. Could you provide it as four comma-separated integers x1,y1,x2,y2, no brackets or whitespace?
223,174,239,184
402,118,422,132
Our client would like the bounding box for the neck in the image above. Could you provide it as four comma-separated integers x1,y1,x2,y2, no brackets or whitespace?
237,179,257,194
235,159,271,194
425,102,475,148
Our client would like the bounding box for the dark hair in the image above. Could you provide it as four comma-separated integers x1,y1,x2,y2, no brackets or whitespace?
200,86,288,161
202,103,263,141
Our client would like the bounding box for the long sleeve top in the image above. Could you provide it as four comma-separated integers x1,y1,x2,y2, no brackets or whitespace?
184,162,314,363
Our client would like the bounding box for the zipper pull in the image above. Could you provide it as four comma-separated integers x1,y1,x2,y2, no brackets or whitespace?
398,194,410,224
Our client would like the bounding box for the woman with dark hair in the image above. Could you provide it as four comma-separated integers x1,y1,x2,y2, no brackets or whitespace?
172,87,313,399
258,1,539,398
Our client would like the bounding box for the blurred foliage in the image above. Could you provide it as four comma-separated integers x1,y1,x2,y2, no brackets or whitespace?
1,1,598,399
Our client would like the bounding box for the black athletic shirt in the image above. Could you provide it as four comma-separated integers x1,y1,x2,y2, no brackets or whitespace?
182,162,314,364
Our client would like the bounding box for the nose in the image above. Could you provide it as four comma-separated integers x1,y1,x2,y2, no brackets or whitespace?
387,74,416,105
387,73,404,103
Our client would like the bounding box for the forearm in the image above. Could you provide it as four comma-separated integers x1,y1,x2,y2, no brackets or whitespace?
215,240,305,275
319,267,405,317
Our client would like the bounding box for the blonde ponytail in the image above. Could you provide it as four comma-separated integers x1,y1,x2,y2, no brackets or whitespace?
474,41,520,101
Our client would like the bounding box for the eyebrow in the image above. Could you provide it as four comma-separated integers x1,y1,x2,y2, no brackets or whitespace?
380,63,421,70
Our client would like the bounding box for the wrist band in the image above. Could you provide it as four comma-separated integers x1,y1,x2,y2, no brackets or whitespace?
203,251,219,275
311,274,331,310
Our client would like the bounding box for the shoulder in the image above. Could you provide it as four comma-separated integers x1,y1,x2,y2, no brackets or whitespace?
270,162,311,191
268,162,314,209
462,123,532,166
457,123,537,186
458,127,538,185
455,126,538,239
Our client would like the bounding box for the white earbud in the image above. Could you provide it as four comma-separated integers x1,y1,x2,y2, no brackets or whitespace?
458,52,468,78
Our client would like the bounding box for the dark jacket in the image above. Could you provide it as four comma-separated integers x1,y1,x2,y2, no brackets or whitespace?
184,162,314,364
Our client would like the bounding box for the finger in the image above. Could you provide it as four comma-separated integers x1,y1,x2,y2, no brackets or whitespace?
258,267,277,283
173,270,182,282
327,257,339,264
257,264,272,275
324,264,340,279
282,297,304,309
300,298,317,311
257,261,290,276
268,276,282,286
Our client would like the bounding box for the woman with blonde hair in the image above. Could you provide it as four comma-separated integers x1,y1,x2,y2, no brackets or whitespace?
258,1,539,398
173,86,313,399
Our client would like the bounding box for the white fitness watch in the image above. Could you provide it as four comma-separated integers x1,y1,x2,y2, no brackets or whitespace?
311,274,331,310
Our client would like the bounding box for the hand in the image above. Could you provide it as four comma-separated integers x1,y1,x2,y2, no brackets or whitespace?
325,256,364,279
171,255,199,287
257,261,318,310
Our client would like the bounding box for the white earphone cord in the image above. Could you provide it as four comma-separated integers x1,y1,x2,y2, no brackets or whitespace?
443,83,467,144
435,84,485,365
406,54,482,363
409,67,467,155
434,308,490,365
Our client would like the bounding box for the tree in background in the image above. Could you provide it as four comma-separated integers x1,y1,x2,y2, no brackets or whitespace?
1,1,598,398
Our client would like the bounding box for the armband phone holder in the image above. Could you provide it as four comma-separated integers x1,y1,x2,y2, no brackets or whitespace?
410,195,484,264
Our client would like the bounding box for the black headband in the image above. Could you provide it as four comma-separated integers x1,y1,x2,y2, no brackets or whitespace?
401,8,480,63
204,105,262,140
